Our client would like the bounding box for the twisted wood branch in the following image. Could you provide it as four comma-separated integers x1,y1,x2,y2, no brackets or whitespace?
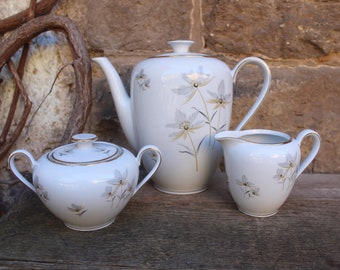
0,0,58,33
0,0,37,159
0,14,92,159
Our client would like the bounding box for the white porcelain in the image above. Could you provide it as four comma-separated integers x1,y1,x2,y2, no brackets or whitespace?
215,129,321,217
8,134,161,231
93,40,271,195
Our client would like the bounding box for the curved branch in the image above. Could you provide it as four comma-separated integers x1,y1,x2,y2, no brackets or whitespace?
0,14,92,144
0,44,30,147
0,0,58,33
0,60,33,159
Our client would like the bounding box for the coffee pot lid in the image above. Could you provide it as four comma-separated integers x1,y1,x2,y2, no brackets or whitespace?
159,40,206,57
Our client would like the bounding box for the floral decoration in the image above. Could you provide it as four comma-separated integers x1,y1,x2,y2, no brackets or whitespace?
166,66,231,171
135,69,150,91
133,66,232,172
102,169,133,207
166,109,204,171
34,178,49,201
274,153,298,189
236,175,260,198
67,204,87,216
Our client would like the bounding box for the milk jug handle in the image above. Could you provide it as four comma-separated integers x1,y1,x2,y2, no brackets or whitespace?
231,57,271,131
8,150,37,193
295,129,321,177
133,145,162,195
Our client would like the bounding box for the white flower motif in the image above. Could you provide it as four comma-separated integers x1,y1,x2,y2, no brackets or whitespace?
279,154,297,170
236,175,256,188
34,179,49,201
274,168,286,184
135,69,150,91
166,109,204,141
236,175,260,198
102,169,133,207
275,154,299,189
67,204,87,216
246,187,260,198
166,109,205,171
172,66,213,104
207,80,231,110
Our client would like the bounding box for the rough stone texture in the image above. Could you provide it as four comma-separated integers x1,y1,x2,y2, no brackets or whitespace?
0,0,339,193
203,0,340,59
0,1,31,19
56,0,193,53
87,0,192,52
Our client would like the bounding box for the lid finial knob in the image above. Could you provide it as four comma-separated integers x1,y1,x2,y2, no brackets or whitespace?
168,40,194,53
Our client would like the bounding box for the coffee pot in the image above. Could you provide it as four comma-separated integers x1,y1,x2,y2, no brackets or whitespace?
93,40,271,194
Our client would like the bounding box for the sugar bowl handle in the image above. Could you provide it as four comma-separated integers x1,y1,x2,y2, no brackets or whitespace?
133,145,162,195
8,150,37,193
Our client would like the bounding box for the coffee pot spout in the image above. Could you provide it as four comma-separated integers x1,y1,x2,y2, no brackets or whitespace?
92,57,137,149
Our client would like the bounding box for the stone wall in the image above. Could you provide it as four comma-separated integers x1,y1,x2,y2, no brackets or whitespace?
1,0,339,179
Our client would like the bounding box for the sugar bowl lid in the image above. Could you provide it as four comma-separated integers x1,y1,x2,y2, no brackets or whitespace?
47,133,123,165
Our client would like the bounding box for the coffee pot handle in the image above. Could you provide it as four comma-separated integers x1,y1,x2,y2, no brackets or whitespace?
8,150,37,193
231,57,271,131
133,145,162,195
295,129,321,177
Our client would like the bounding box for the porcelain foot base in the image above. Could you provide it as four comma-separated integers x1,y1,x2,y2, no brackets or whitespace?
153,184,208,195
238,207,278,218
64,217,116,231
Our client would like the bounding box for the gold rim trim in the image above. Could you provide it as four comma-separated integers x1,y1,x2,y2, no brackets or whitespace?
47,146,124,166
239,132,292,145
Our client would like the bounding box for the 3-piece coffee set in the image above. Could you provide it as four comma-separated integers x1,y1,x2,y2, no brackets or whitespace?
9,41,321,231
